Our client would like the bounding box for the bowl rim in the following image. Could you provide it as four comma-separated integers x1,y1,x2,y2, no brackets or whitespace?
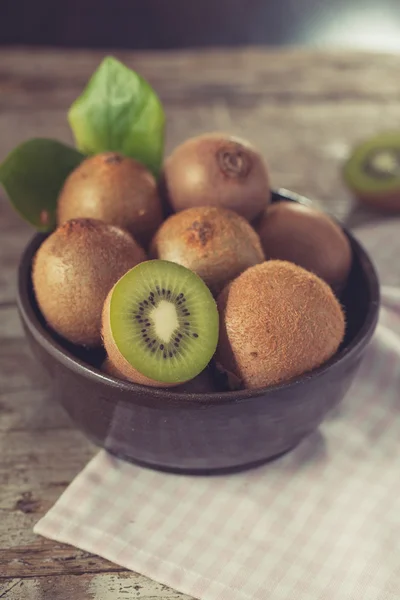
17,188,381,407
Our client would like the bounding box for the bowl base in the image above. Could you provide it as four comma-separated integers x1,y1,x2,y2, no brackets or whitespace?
104,443,299,476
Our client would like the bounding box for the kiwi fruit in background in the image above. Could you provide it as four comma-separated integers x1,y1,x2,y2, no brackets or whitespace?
216,260,345,390
256,201,352,292
102,260,219,387
32,218,146,347
343,131,400,213
162,132,271,221
151,206,265,296
57,152,163,247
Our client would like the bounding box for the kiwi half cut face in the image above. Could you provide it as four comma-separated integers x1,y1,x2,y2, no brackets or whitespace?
344,132,400,194
103,260,219,385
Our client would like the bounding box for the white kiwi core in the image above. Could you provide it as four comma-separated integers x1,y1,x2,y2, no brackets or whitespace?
150,300,179,343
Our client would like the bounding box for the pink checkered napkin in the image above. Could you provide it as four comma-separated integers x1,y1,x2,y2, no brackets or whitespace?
34,225,400,600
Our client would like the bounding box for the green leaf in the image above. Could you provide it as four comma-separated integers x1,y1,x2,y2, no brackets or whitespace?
0,139,84,231
68,56,165,177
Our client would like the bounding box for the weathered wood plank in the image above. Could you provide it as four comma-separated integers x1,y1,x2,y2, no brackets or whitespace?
1,572,191,599
1,48,400,109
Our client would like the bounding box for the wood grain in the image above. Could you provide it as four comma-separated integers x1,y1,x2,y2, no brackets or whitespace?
1,572,191,599
0,46,398,599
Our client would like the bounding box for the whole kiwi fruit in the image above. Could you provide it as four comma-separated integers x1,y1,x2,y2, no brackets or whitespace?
151,206,265,296
216,260,345,389
57,152,163,247
162,132,271,221
255,201,352,291
32,218,146,347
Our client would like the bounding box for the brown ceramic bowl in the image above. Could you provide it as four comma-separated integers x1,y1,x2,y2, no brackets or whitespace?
16,190,380,474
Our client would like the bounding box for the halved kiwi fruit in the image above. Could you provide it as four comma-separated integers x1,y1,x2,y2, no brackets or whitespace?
102,260,219,387
162,132,271,221
57,152,163,247
343,131,400,212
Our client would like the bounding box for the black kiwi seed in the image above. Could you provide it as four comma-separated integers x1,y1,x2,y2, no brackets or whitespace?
163,352,167,359
160,344,164,350
177,293,183,299
169,351,173,357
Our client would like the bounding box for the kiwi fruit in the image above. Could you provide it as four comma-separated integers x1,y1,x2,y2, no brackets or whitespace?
32,218,146,347
255,201,352,291
162,132,271,221
57,152,163,247
102,358,125,379
216,260,345,390
151,206,265,296
343,131,400,213
102,358,217,393
102,260,219,387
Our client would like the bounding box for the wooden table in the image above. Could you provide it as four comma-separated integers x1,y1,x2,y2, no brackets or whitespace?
1,47,399,599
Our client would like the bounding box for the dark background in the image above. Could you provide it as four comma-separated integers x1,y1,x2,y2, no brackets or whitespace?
1,0,400,50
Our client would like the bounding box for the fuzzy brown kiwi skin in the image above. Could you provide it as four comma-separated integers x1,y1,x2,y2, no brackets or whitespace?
101,288,189,388
57,152,163,248
102,355,217,393
102,358,126,379
255,202,352,292
216,260,346,390
163,132,271,221
151,206,265,296
32,218,146,348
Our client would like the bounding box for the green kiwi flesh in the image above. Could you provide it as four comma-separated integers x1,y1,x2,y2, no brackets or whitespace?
102,260,219,386
344,131,400,195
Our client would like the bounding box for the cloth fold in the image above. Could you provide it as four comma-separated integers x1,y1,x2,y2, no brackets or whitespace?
34,222,400,600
